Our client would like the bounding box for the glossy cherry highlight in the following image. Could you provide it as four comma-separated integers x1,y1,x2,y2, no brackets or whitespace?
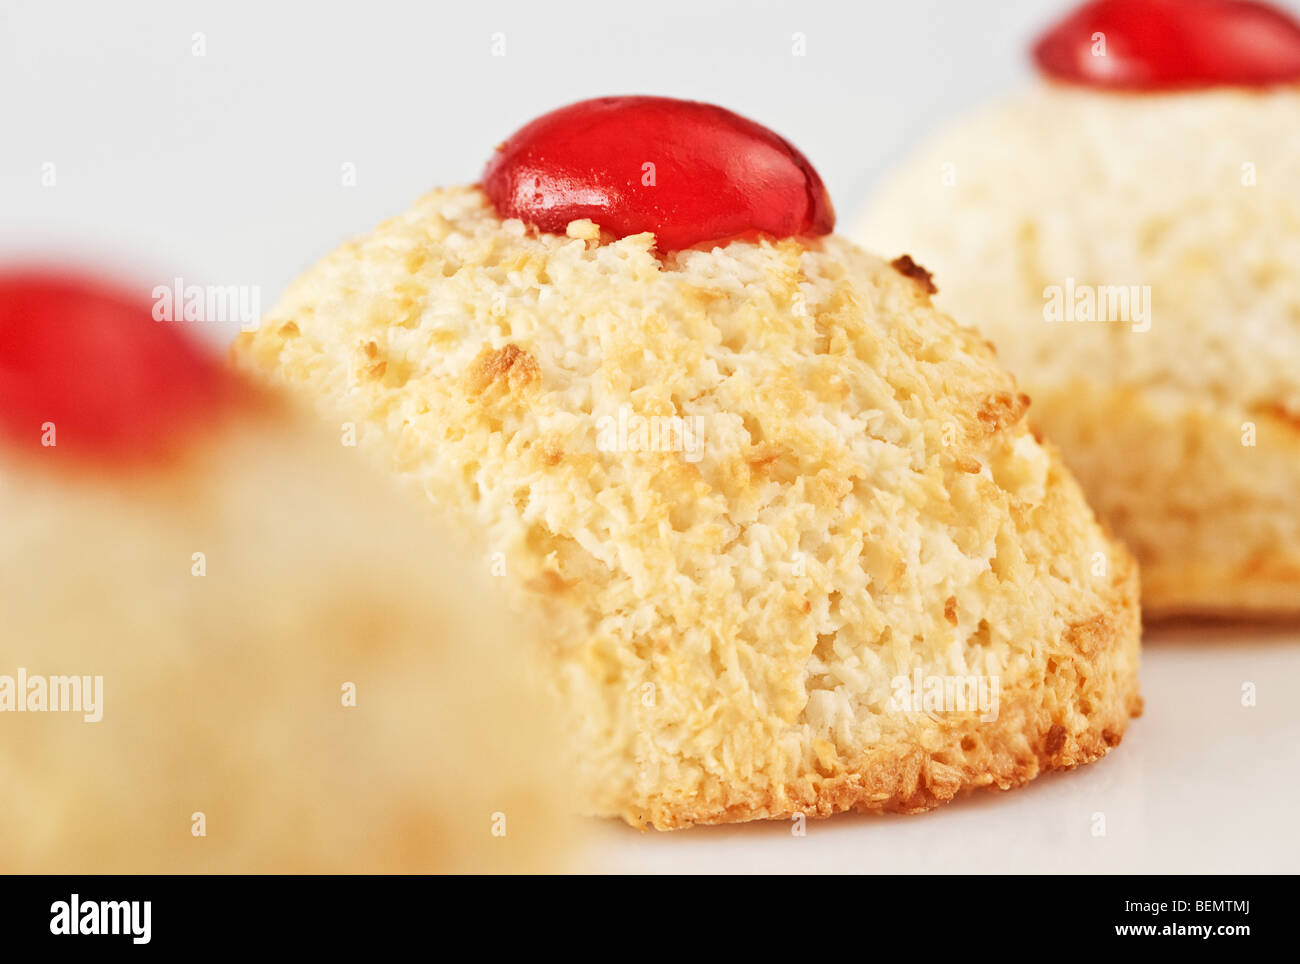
481,96,835,253
1033,0,1300,90
0,270,234,461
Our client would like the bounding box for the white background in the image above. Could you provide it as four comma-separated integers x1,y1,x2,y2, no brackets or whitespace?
4,0,1298,874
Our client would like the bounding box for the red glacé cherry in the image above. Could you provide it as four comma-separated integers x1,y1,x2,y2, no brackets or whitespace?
482,96,835,253
0,270,234,462
1034,0,1300,90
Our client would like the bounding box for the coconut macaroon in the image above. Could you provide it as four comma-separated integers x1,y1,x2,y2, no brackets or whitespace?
0,272,571,871
860,2,1300,616
235,161,1142,829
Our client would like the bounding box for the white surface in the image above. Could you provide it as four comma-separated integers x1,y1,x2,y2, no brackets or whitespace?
593,622,1300,874
5,0,1299,874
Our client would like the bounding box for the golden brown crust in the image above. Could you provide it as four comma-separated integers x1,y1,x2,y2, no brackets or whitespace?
626,549,1141,829
889,254,938,294
1142,560,1300,618
469,343,540,396
976,390,1032,436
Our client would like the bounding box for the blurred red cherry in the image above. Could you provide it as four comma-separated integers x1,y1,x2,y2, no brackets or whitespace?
482,96,835,253
0,269,234,462
1034,0,1300,90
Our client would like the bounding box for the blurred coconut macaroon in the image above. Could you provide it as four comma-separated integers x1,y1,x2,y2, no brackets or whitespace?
860,0,1300,616
0,269,574,872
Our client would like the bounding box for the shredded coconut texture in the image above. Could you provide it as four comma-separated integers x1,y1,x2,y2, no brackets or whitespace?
236,186,1141,828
